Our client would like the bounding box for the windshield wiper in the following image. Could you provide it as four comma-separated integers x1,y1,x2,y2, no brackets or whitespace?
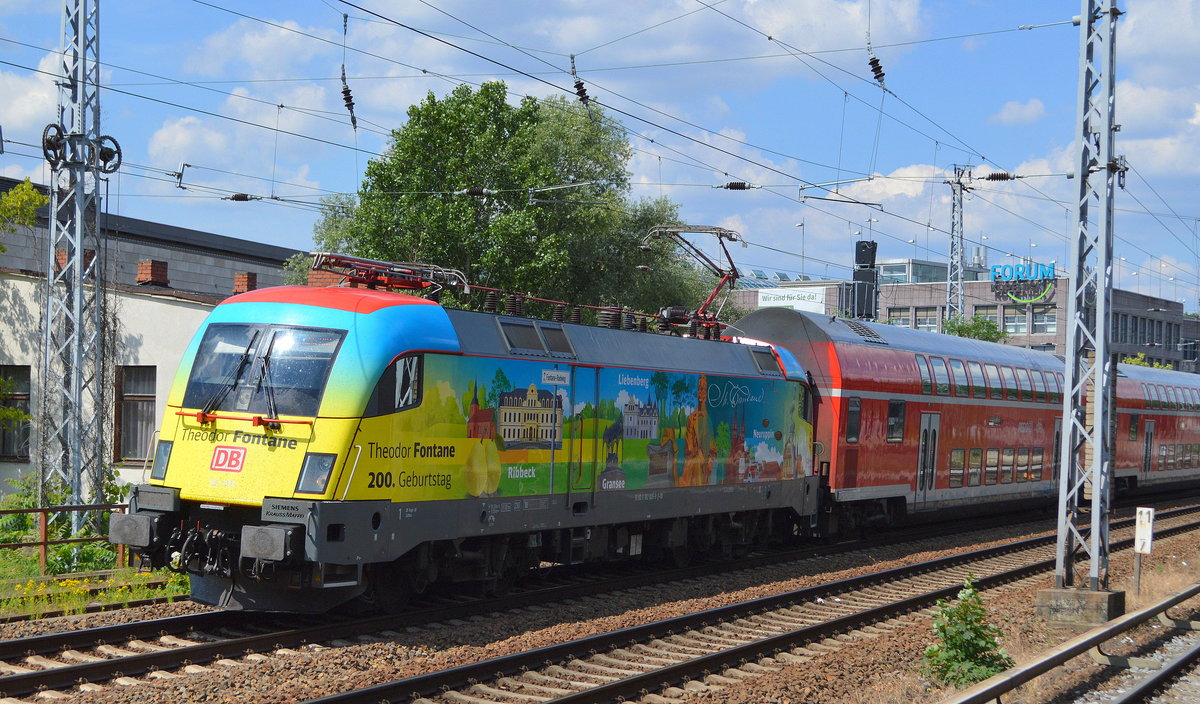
201,330,261,416
255,333,281,429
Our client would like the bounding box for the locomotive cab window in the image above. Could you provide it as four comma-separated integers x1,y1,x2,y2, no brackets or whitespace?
886,400,905,442
181,323,345,418
949,359,969,398
365,355,424,416
845,397,861,443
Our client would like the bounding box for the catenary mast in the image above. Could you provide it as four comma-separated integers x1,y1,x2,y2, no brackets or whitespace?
39,0,121,532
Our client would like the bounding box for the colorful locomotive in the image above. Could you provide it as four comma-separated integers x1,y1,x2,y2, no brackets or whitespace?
111,261,1200,613
110,282,819,612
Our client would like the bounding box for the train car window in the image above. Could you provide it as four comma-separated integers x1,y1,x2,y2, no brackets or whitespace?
1129,413,1139,441
364,355,424,416
984,448,999,485
916,354,932,394
1055,373,1066,399
1190,389,1199,411
886,400,905,442
1187,388,1197,411
1048,373,1062,403
1141,384,1151,408
1159,444,1167,471
1031,370,1047,402
985,364,1003,400
949,359,969,398
540,325,575,356
1166,386,1179,410
967,361,986,398
1147,384,1160,410
750,347,783,374
1166,444,1176,471
1000,366,1019,400
1031,448,1045,481
1160,385,1171,409
1016,369,1033,401
949,449,965,488
1001,448,1015,483
968,448,983,486
929,357,951,396
845,397,861,443
1016,448,1030,482
499,321,547,355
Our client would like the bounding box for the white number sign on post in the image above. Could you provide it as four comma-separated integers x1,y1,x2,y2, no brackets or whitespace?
1135,507,1155,555
1134,507,1155,598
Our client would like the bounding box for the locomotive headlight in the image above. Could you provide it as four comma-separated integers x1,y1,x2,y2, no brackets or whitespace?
150,440,173,480
296,452,337,494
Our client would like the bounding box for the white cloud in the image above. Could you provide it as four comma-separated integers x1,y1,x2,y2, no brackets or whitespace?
0,53,57,131
988,99,1045,126
187,18,336,80
148,116,230,163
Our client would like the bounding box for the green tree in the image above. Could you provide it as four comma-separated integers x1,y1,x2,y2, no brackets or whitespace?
284,193,358,284
922,574,1014,688
1121,352,1173,369
344,82,709,314
942,315,1008,343
0,178,48,254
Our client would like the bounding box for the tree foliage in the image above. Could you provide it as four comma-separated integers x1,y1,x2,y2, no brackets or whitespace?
942,315,1008,343
1121,352,1173,369
922,574,1014,688
338,82,712,314
0,178,49,253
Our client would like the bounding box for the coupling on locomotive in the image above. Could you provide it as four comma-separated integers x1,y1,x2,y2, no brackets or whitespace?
112,252,1200,613
110,254,820,612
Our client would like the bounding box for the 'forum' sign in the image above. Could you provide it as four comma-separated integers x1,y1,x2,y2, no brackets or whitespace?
990,262,1057,303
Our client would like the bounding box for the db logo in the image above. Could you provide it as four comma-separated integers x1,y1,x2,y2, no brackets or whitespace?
211,445,246,472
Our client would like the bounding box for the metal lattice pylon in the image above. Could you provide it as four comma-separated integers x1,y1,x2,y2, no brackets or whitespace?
39,0,120,533
944,165,970,320
1054,0,1123,591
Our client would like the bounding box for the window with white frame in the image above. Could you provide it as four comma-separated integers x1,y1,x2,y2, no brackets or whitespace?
887,307,911,327
914,306,939,332
1031,305,1056,334
973,305,998,324
118,366,156,461
1004,305,1028,334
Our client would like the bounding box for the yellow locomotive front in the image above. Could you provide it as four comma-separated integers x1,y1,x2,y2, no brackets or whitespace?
110,285,459,611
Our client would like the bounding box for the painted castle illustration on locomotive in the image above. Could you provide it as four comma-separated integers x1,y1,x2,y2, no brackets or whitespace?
352,353,810,501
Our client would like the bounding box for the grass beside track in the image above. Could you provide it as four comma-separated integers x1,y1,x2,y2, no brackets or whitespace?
0,568,189,620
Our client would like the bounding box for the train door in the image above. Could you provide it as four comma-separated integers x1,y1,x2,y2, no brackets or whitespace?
567,366,598,512
1142,420,1155,477
1052,417,1062,484
915,413,940,511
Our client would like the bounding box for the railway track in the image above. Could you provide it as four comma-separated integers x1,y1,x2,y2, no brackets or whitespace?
0,501,1192,702
296,507,1200,704
0,507,1054,701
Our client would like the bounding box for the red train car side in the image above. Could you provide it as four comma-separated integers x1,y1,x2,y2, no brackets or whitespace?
731,308,1200,536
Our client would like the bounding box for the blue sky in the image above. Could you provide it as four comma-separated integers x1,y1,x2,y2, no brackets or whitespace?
2,1,1198,308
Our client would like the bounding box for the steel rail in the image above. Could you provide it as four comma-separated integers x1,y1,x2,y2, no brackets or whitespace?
948,580,1200,704
1106,630,1200,704
300,510,1200,704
